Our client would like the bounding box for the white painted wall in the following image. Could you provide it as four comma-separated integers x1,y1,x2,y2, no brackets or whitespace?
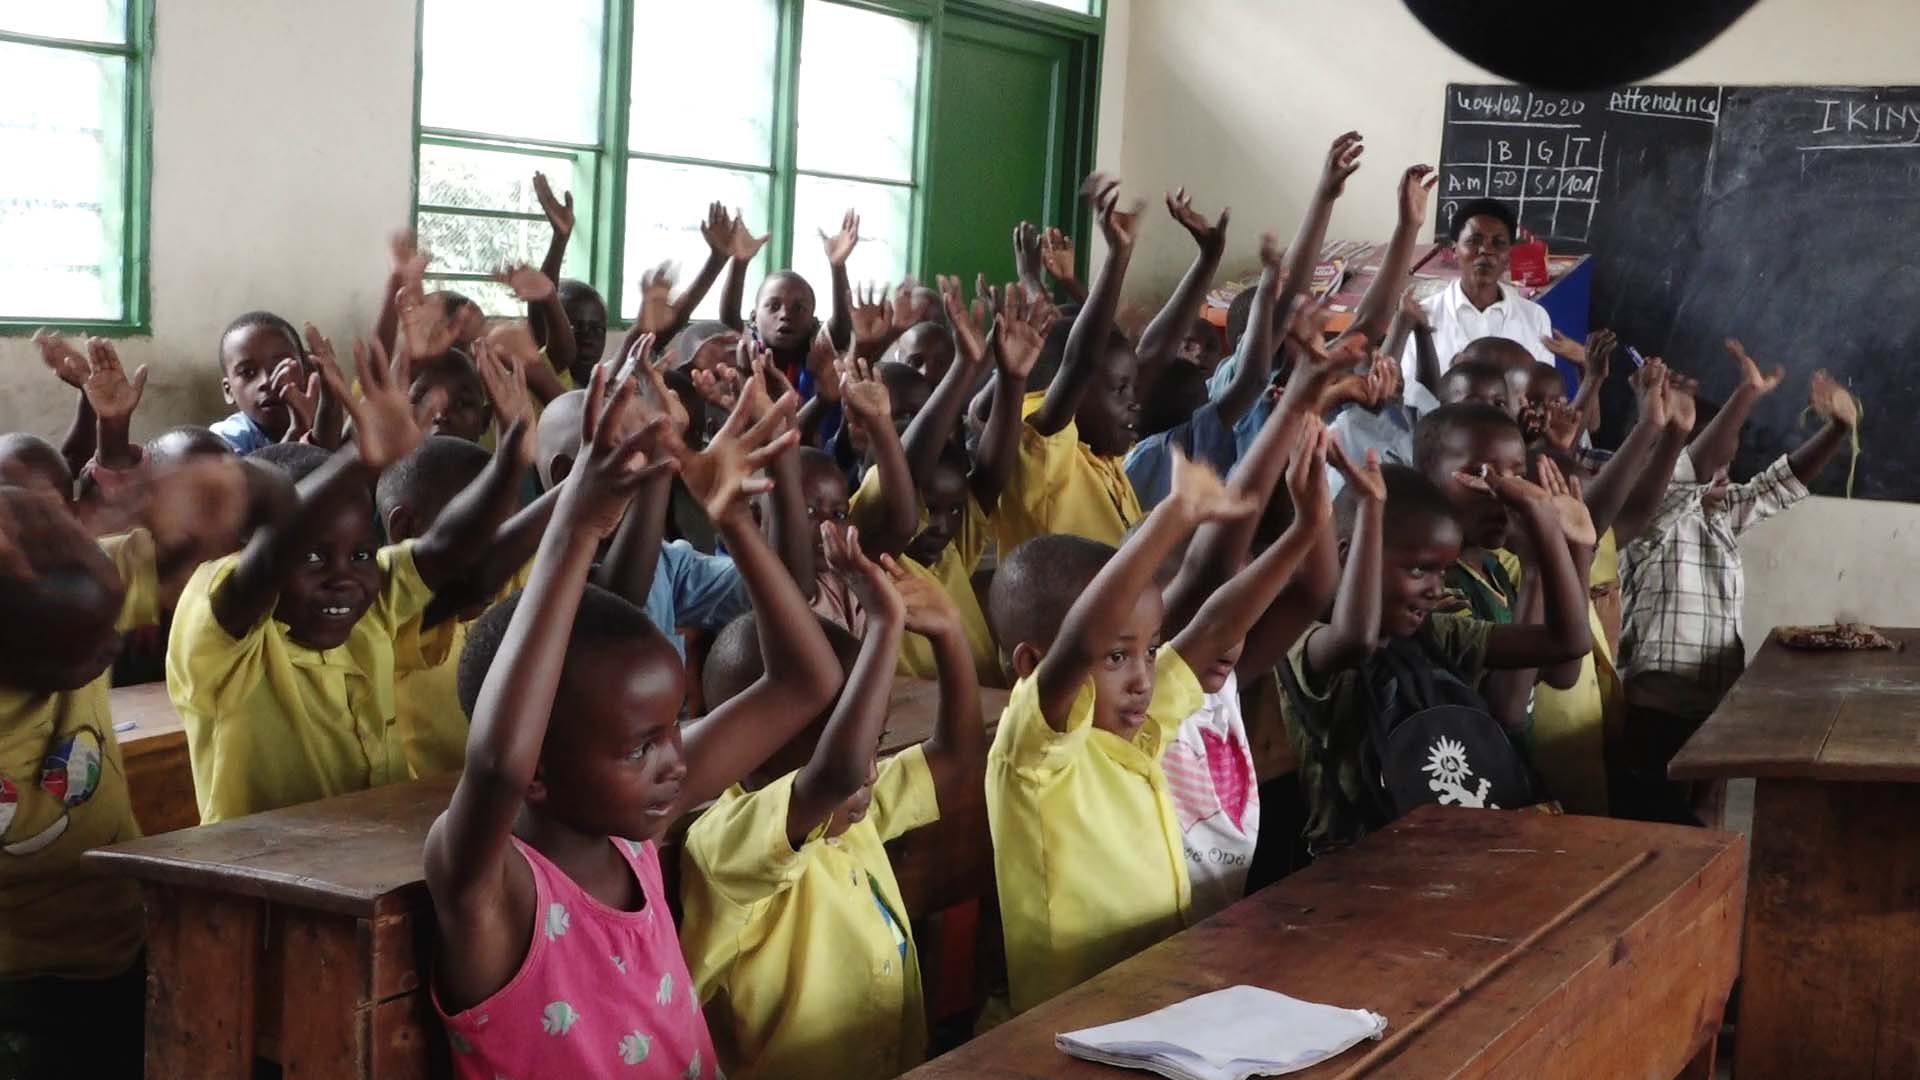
0,0,418,444
1107,0,1920,645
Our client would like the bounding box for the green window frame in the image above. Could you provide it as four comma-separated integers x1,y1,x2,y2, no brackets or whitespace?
413,0,1102,320
0,1,153,335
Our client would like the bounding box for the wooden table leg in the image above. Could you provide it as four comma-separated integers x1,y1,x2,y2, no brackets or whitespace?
142,883,259,1078
1736,778,1920,1079
1676,1028,1716,1080
276,909,369,1079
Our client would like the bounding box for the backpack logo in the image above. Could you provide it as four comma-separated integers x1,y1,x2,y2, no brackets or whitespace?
1422,736,1497,809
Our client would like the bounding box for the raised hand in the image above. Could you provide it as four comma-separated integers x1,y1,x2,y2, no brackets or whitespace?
1542,400,1583,451
880,553,961,638
1810,369,1860,429
726,209,771,263
691,363,741,413
1285,418,1335,527
1318,131,1366,198
1165,186,1230,258
1166,448,1258,525
699,200,733,256
270,359,321,442
939,274,988,365
1665,367,1700,433
31,329,89,389
994,284,1052,381
821,208,861,268
1725,338,1785,395
569,364,675,537
389,228,431,283
397,282,456,362
840,353,893,437
473,340,535,460
1398,164,1437,227
1259,229,1285,270
624,334,691,438
890,277,933,331
1013,222,1045,296
1083,172,1146,253
1330,441,1386,502
1535,453,1597,548
532,172,575,238
493,263,556,303
636,261,678,333
800,328,844,405
315,337,426,472
675,367,800,524
82,337,149,424
1397,285,1431,331
849,282,894,356
823,521,904,622
1040,227,1077,283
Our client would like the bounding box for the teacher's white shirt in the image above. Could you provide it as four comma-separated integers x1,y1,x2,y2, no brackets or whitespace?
1399,278,1555,387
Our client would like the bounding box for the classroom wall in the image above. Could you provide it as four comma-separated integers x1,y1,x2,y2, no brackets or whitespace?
0,0,418,445
1110,0,1920,646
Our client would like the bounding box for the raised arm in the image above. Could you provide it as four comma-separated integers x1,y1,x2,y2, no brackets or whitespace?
1341,165,1435,348
1014,222,1047,300
1545,329,1616,435
376,230,429,356
1280,132,1364,313
1213,233,1285,427
80,338,148,472
747,346,821,593
1790,370,1858,486
1304,449,1384,677
784,526,905,845
1134,188,1230,389
968,289,1049,513
1029,174,1142,438
840,357,919,558
717,209,771,333
1582,357,1668,536
1481,462,1593,669
1686,338,1783,480
33,331,95,478
902,291,993,489
1039,227,1086,304
821,209,860,350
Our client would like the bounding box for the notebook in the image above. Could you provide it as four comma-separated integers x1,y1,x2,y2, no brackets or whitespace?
1055,984,1387,1080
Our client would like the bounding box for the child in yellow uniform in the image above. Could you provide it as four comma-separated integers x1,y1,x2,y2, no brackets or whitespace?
985,452,1278,1014
680,524,985,1079
168,342,530,821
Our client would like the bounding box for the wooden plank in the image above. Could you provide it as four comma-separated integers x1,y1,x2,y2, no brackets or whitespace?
882,679,1008,757
368,993,439,1080
142,883,260,1079
114,683,199,834
906,808,1744,1079
369,896,423,1003
275,910,370,1079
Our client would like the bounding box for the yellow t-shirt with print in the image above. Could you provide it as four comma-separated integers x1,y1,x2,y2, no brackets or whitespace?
681,746,940,1080
391,561,534,779
987,647,1202,1014
166,542,435,822
848,468,1002,689
0,531,157,979
995,391,1141,554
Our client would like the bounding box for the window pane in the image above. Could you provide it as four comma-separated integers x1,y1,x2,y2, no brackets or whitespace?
629,0,777,166
419,143,583,214
417,212,550,279
424,277,523,319
0,0,125,43
0,44,127,320
420,0,602,144
789,176,911,299
1019,0,1094,12
796,3,920,182
622,159,770,321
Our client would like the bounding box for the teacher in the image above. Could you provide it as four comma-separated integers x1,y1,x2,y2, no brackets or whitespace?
1399,198,1555,387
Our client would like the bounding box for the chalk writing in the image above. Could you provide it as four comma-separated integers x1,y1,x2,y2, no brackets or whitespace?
1802,96,1920,152
1607,87,1721,124
1450,89,1587,127
1441,132,1606,243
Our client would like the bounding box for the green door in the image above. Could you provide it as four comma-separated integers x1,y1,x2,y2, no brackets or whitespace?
921,13,1090,289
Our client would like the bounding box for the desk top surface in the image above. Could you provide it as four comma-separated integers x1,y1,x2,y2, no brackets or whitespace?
907,807,1743,1079
1671,630,1920,781
110,682,183,754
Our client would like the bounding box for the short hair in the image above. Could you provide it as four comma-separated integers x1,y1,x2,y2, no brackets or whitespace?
1438,359,1511,400
875,360,929,404
145,425,232,466
989,534,1115,651
1448,199,1518,243
670,320,735,368
1334,464,1458,543
1412,402,1522,472
1140,363,1211,439
436,290,475,321
1028,302,1093,392
248,440,334,482
218,310,303,372
797,446,841,482
702,611,860,711
1225,285,1261,347
376,435,491,526
758,269,816,309
557,279,606,313
457,583,669,720
0,433,70,493
1455,336,1533,371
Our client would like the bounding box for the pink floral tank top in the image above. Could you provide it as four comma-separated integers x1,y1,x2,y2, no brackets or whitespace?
436,836,717,1079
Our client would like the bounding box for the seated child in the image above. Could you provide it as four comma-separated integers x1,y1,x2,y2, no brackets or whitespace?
409,351,492,443
424,365,835,1080
211,310,306,453
890,321,957,387
1281,460,1591,854
984,452,1265,1013
681,527,985,1079
796,360,916,635
1436,359,1516,417
167,341,525,821
1453,336,1535,419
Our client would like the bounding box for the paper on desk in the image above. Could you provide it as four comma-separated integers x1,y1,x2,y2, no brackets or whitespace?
1056,985,1386,1080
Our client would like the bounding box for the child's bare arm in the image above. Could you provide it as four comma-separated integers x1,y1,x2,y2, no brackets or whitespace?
1304,448,1385,677
1613,364,1694,543
902,290,992,490
747,347,821,594
840,356,920,558
79,338,147,472
1039,227,1087,304
533,172,573,289
889,556,984,803
822,209,860,350
968,289,1050,513
1686,338,1783,480
1582,358,1668,536
1014,222,1046,299
1790,370,1857,485
1481,462,1593,668
717,210,771,333
785,526,905,845
34,331,96,478
1341,166,1435,348
1281,133,1364,312
1214,232,1285,428
376,230,428,356
1029,174,1143,438
1134,188,1230,390
589,343,687,608
1545,330,1615,435
1036,454,1255,729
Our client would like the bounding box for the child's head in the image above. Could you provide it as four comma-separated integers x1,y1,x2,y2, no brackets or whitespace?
1138,363,1211,442
1076,334,1143,457
795,448,849,565
1437,359,1515,416
1177,316,1222,371
875,360,932,437
1334,464,1463,643
376,436,491,542
535,389,587,489
754,271,818,353
891,322,956,387
1524,362,1568,406
459,584,691,841
558,280,608,365
671,320,740,374
218,310,303,439
0,486,125,692
1448,198,1518,292
1414,402,1527,552
430,290,487,349
0,433,72,498
905,445,970,566
145,425,233,469
409,351,490,443
252,441,381,650
1454,337,1534,418
990,534,1164,737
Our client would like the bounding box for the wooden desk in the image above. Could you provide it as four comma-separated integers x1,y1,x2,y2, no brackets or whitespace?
1670,630,1920,1079
113,682,198,835
908,808,1744,1079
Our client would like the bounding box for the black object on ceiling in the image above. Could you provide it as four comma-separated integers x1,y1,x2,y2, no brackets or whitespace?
1401,0,1762,90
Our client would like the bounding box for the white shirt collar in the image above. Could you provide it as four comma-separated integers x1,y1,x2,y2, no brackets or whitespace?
1445,276,1521,317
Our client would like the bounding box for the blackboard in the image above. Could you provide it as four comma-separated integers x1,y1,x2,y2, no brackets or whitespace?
1438,84,1909,499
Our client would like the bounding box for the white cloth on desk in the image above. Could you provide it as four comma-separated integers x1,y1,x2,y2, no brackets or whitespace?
1056,984,1387,1080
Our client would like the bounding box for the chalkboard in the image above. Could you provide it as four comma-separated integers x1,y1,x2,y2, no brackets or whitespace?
1439,84,1910,499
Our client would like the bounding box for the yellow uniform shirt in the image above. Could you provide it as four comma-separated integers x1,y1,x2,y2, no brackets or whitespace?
1507,548,1622,816
167,542,435,822
987,648,1202,1014
0,531,156,979
681,746,940,1080
995,391,1142,554
391,561,534,780
849,468,1003,689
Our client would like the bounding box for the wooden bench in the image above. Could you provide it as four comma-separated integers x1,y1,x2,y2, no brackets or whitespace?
907,807,1746,1079
1670,629,1920,1079
113,682,198,835
92,678,1008,1079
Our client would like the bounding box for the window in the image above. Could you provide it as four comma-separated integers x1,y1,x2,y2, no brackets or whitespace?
0,0,149,329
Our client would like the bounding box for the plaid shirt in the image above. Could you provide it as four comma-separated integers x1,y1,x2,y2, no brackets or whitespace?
1618,453,1809,700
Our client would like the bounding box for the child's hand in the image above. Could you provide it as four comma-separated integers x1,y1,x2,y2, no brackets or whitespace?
82,338,148,424
1040,227,1077,283
797,328,843,405
879,553,961,638
568,365,676,537
1329,442,1386,502
1285,418,1334,528
636,261,678,333
725,209,771,263
1810,369,1860,429
532,172,574,238
1666,369,1700,434
1535,453,1597,548
677,365,799,524
821,208,861,268
840,354,893,438
1258,230,1285,271
699,200,732,257
849,283,894,356
1465,466,1556,516
1370,350,1403,404
1397,285,1431,331
1398,164,1437,228
1165,186,1230,258
389,228,430,281
397,283,456,362
493,264,555,304
1633,359,1669,428
939,274,988,365
1083,172,1145,253
1542,401,1583,451
1166,448,1258,525
609,332,690,440
890,277,934,332
1013,222,1044,292
1317,131,1366,199
474,340,535,459
270,359,321,442
319,337,426,473
993,284,1052,382
823,521,904,623
691,363,741,412
1724,338,1784,396
31,329,89,390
